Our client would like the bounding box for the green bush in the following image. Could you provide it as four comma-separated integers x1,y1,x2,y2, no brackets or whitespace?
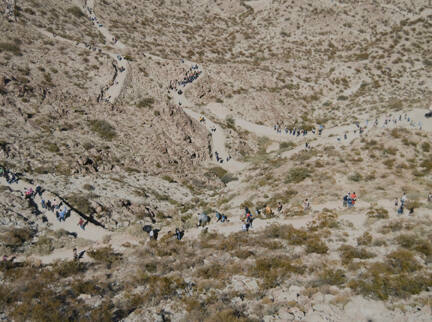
348,172,363,182
395,234,432,256
0,42,21,55
305,237,328,254
339,245,376,264
88,119,116,140
285,167,310,183
67,6,84,18
137,97,155,108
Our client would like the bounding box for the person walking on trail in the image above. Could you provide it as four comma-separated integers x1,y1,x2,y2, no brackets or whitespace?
265,205,272,216
401,192,407,207
394,198,398,208
59,207,67,222
343,193,349,207
351,192,357,206
175,228,184,240
277,202,283,213
397,205,404,215
303,199,310,211
73,248,78,261
246,212,253,227
428,192,432,202
242,222,250,232
78,218,86,230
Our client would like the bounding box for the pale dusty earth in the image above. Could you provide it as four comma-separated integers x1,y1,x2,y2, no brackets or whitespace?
2,0,432,321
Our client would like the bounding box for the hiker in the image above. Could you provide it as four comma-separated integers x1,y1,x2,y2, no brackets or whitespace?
73,248,78,260
246,212,253,227
428,192,432,202
242,222,250,232
401,192,407,206
343,194,348,207
59,207,67,222
24,188,33,199
277,202,283,213
151,229,160,240
265,205,272,216
394,198,398,208
35,186,43,197
347,193,353,208
408,207,414,215
216,212,222,222
221,214,228,222
175,228,184,241
351,192,357,206
78,218,85,230
397,205,404,215
303,198,310,211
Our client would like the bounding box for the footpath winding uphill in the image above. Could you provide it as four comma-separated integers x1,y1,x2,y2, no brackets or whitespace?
18,0,432,264
76,0,129,103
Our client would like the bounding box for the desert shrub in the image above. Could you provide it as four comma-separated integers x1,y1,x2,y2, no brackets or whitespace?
197,263,225,279
53,260,86,277
221,173,238,184
263,224,308,245
386,249,421,273
0,228,34,247
307,211,339,231
348,172,363,182
316,268,346,286
339,245,376,264
82,184,95,191
357,232,373,246
366,207,389,219
395,234,432,257
137,97,155,108
305,237,328,254
206,166,227,179
33,236,54,255
67,6,84,18
88,119,116,140
87,246,122,268
226,116,235,129
421,142,430,152
46,143,60,153
285,167,310,183
279,141,296,150
0,42,21,55
70,280,103,296
233,249,255,259
250,256,304,289
66,193,93,214
349,262,432,300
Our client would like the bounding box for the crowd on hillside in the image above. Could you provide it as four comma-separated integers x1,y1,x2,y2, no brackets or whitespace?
169,64,201,93
0,166,88,231
273,124,324,137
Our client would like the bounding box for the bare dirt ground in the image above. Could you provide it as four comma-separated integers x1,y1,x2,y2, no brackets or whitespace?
1,0,432,321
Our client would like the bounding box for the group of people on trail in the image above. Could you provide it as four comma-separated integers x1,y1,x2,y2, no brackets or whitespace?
0,167,19,184
169,64,201,93
0,166,89,233
343,192,357,208
214,151,231,163
241,207,254,232
338,112,423,142
143,225,184,241
274,124,324,137
395,192,415,215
